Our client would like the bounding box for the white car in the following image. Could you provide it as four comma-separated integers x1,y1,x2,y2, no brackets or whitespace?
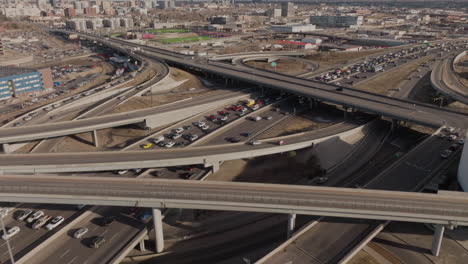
265,116,273,120
174,127,184,134
17,209,33,221
73,227,88,239
165,141,175,148
153,136,165,144
2,226,20,240
249,140,261,146
201,125,210,131
46,216,65,230
32,215,51,229
189,134,199,142
27,211,44,223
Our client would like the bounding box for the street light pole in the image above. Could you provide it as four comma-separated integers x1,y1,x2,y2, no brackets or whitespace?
0,216,15,264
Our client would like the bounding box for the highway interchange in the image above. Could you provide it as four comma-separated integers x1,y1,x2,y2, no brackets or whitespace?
0,29,467,264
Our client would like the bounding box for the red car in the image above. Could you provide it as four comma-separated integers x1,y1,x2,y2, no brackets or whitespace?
207,115,216,121
228,106,236,111
218,110,228,115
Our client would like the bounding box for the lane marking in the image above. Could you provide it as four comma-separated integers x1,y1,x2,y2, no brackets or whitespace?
66,256,78,264
60,248,71,258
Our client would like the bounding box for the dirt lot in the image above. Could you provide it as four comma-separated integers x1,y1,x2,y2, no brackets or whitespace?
259,108,343,139
112,67,215,113
244,59,308,76
355,57,431,94
454,56,468,88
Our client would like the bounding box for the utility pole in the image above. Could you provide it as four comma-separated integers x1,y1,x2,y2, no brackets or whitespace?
0,216,15,264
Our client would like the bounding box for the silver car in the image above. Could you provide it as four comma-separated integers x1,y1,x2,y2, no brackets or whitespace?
73,227,89,239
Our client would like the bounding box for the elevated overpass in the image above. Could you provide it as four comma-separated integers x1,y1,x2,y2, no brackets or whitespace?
69,32,468,129
0,175,466,226
0,121,361,173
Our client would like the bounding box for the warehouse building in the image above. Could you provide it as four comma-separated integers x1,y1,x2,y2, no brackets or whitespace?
0,67,49,100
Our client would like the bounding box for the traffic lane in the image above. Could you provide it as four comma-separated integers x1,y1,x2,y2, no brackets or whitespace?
202,107,292,146
36,207,145,264
0,121,361,167
367,135,459,191
0,204,80,264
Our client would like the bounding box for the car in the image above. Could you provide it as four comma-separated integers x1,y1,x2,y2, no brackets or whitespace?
32,215,51,229
117,170,128,175
336,87,343,91
189,134,199,142
207,115,216,121
27,211,44,223
241,132,251,137
250,116,261,121
98,216,115,226
264,116,273,120
440,150,453,159
17,209,33,221
225,137,240,143
165,141,175,148
174,127,184,134
277,140,286,146
153,136,165,144
318,177,328,184
73,227,89,239
142,143,152,149
218,110,228,116
220,115,228,121
448,135,457,141
2,226,20,240
46,216,65,230
249,140,261,146
171,133,182,139
201,125,210,130
458,139,465,145
449,144,459,151
237,112,246,117
89,236,106,248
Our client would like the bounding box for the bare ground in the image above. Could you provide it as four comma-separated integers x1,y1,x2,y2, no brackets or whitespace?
244,59,308,76
355,57,431,94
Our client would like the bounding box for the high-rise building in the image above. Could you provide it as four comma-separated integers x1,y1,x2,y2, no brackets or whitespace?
281,2,294,17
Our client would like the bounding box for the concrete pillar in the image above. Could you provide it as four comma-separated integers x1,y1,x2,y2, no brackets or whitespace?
139,239,146,252
431,224,445,256
287,213,296,239
211,161,220,173
152,208,164,253
92,130,98,147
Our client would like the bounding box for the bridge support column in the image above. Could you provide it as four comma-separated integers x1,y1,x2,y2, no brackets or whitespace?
431,224,445,256
92,130,99,147
204,161,221,173
287,213,296,239
139,239,146,252
391,119,399,131
152,208,164,253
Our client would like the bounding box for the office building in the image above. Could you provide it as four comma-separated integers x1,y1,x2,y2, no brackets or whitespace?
309,15,363,28
0,67,48,100
281,2,294,17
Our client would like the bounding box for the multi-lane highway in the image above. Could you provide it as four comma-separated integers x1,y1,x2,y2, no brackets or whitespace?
60,31,468,129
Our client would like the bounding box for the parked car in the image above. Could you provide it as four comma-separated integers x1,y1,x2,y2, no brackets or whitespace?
27,211,44,223
98,216,115,227
17,209,33,221
2,226,20,240
142,143,152,149
153,136,165,144
46,216,64,230
249,140,261,146
32,215,51,229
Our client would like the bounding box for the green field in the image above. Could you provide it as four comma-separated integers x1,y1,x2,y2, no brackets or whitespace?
157,36,211,44
147,29,190,34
